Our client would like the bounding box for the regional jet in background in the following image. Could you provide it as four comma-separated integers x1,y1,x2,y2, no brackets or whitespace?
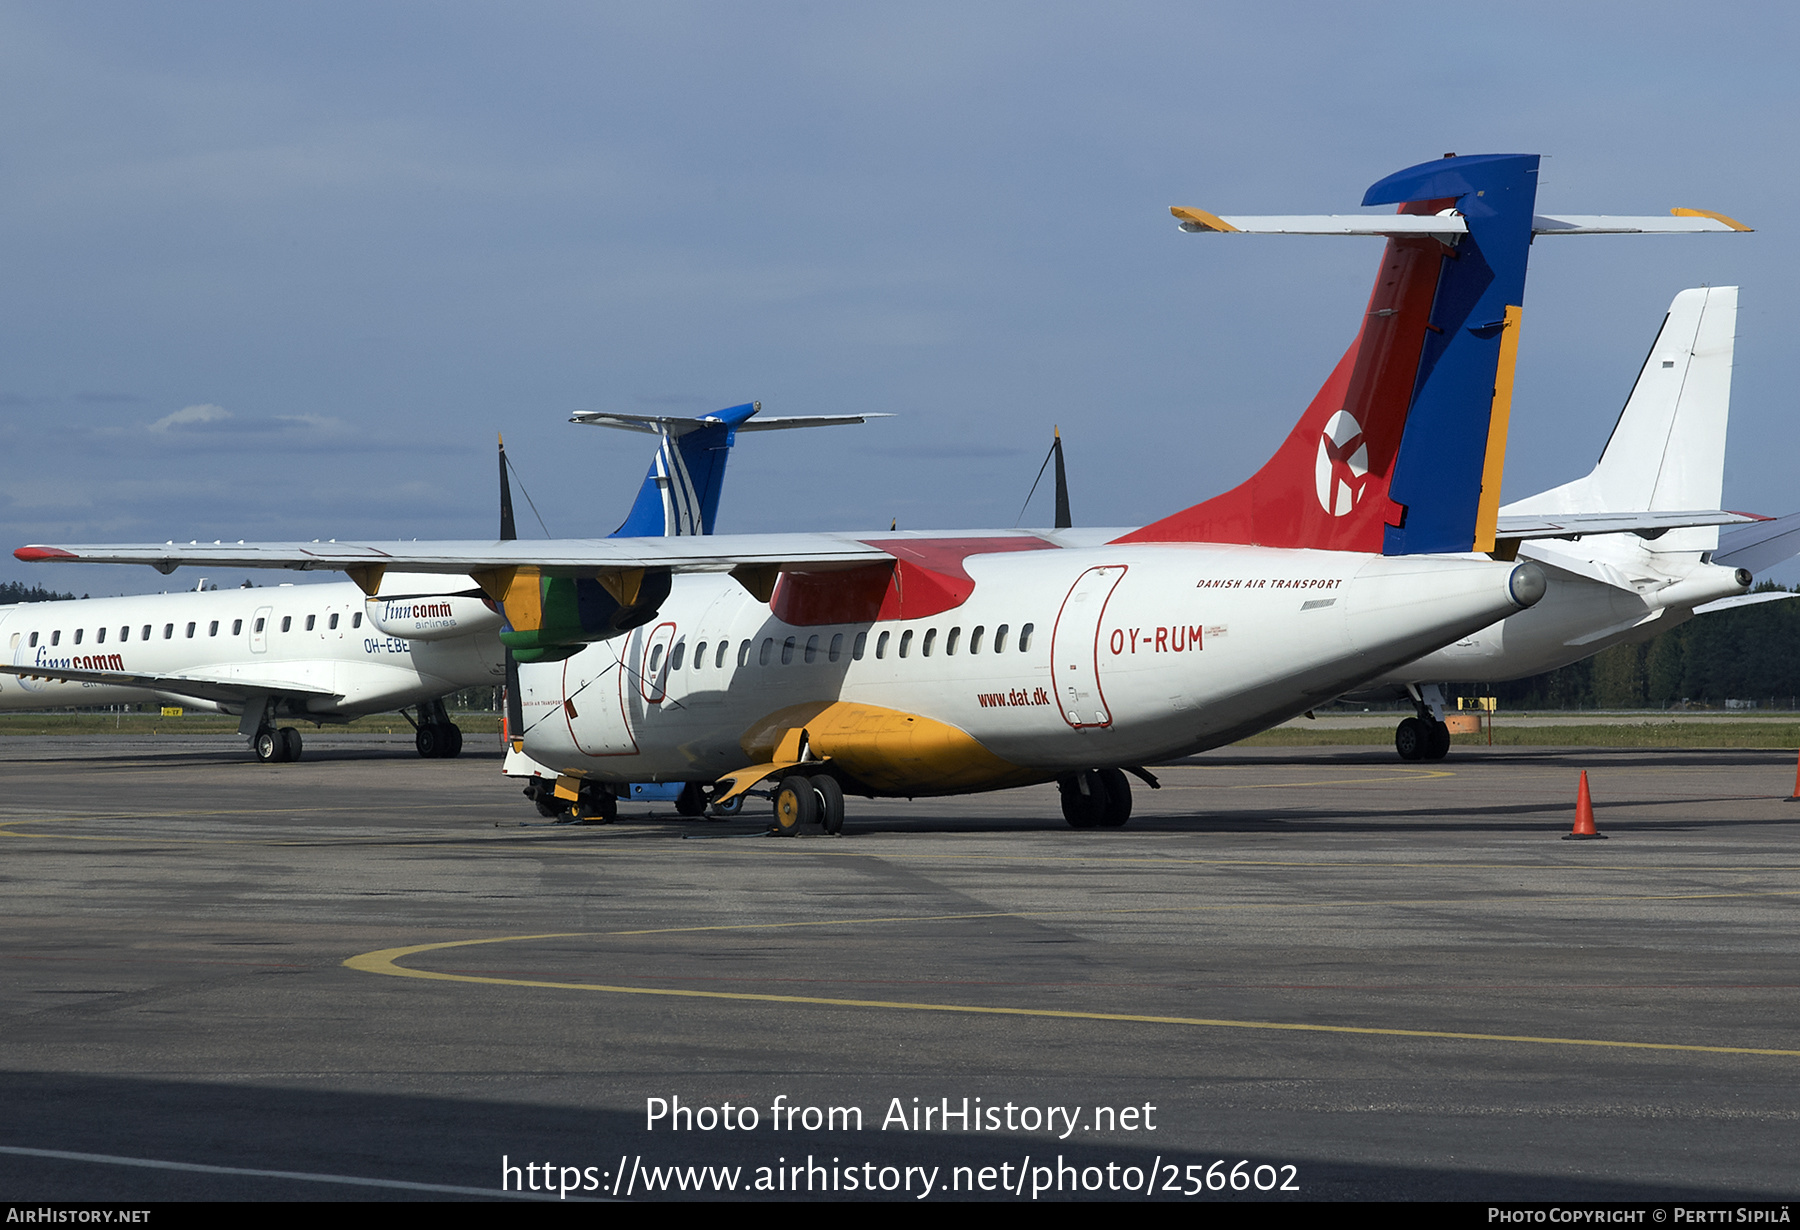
1343,285,1762,758
19,154,1755,833
2,401,875,763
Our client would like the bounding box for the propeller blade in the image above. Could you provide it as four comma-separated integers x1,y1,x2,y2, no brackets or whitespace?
1052,427,1072,530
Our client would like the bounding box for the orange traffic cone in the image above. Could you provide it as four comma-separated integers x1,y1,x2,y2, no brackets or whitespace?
1563,770,1606,840
1789,748,1800,802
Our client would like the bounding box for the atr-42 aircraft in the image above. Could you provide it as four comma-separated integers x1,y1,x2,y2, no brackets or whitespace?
2,401,869,762
18,154,1753,831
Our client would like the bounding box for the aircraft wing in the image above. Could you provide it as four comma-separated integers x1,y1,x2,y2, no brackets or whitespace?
14,532,919,578
1495,510,1763,540
0,663,338,705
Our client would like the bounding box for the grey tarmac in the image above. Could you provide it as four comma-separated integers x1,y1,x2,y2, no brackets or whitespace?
2,733,1797,1201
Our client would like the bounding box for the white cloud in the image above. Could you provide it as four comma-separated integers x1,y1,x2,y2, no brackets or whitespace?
148,402,232,432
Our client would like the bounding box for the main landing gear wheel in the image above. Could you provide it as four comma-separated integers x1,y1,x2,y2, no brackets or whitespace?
415,723,463,759
1395,716,1450,761
675,782,708,817
812,775,845,835
524,779,568,819
572,789,617,825
1426,719,1450,760
279,727,303,762
1096,767,1132,827
253,729,280,763
1060,770,1112,829
772,775,817,836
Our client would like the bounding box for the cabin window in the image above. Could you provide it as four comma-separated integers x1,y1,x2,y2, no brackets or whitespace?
30,632,39,647
737,640,751,668
1019,622,1034,652
163,624,174,639
804,635,819,664
208,621,219,636
7,633,15,650
649,644,664,673
970,626,984,654
232,620,242,636
51,631,61,646
280,617,291,633
852,631,867,661
305,615,316,631
693,641,706,669
328,613,339,630
96,627,107,644
898,630,913,658
352,612,362,628
670,641,686,671
758,638,773,667
254,618,265,633
719,641,731,669
120,627,129,642
828,633,843,663
994,624,1009,653
781,636,796,665
74,629,83,645
875,630,889,659
141,625,151,641
945,627,961,656
921,628,936,657
183,622,194,638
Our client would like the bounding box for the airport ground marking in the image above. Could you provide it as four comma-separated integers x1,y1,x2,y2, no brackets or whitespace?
345,918,1800,1059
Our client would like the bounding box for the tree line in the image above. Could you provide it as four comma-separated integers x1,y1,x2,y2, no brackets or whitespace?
1485,584,1800,709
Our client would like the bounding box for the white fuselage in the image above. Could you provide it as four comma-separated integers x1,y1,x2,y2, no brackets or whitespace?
1367,544,1748,688
519,542,1536,794
0,581,504,718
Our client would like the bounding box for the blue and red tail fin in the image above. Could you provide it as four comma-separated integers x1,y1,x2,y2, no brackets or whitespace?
1119,153,1541,555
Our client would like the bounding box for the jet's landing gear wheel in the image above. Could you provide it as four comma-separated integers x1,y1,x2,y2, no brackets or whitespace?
772,775,817,836
709,793,744,818
1059,770,1112,829
1425,719,1451,761
675,782,708,817
811,775,845,835
279,727,303,762
1395,717,1428,761
415,722,463,758
253,729,281,763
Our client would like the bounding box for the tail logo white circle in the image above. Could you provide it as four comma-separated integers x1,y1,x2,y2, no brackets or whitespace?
1314,409,1369,517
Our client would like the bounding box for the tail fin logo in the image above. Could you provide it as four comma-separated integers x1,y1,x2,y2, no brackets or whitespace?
1315,410,1370,517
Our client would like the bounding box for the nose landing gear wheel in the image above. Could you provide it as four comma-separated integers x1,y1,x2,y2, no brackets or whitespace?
254,730,281,763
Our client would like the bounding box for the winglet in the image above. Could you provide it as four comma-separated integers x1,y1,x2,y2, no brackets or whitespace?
1170,206,1239,232
1672,207,1753,232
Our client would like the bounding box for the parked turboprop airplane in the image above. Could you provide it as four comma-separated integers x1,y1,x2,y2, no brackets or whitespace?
17,154,1753,830
2,401,873,762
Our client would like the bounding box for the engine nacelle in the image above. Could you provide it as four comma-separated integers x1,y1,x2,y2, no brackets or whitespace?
366,593,504,642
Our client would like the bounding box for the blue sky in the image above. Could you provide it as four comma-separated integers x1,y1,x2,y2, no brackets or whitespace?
4,1,1796,594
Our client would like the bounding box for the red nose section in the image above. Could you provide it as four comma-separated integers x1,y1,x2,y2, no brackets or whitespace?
13,547,78,562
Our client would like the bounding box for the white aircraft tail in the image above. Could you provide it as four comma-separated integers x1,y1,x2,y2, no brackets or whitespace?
1504,286,1737,555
